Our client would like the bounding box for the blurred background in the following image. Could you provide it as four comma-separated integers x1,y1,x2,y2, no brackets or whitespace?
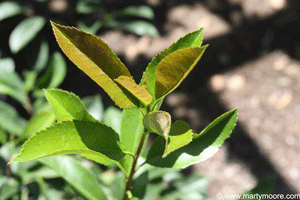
1,0,300,199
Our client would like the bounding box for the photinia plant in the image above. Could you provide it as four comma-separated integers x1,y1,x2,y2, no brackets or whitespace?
9,22,238,199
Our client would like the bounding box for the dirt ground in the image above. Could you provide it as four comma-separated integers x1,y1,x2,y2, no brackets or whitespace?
98,0,300,198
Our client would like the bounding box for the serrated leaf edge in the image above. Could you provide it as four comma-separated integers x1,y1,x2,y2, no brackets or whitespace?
9,120,125,164
44,88,97,122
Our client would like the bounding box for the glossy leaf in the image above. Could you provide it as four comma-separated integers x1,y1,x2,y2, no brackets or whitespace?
143,111,171,139
140,28,204,96
115,75,152,107
51,22,137,108
10,120,125,166
0,1,23,21
39,155,109,200
146,109,238,168
45,89,96,122
155,46,208,99
163,120,193,157
103,106,123,135
9,16,46,53
82,94,104,121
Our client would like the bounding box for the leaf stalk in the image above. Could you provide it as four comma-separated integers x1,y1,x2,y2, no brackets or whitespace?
124,128,147,199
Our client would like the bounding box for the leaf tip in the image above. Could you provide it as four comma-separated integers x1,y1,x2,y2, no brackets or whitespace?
8,155,21,164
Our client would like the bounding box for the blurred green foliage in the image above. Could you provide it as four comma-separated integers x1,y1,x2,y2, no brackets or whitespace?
0,1,276,199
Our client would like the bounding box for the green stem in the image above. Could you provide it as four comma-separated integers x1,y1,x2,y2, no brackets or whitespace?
124,128,147,199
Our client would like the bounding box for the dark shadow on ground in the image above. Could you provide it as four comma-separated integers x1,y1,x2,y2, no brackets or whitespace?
59,0,300,194
150,0,300,194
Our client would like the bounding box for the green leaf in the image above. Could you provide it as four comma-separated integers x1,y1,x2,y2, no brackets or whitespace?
39,155,109,200
33,40,49,71
161,173,208,200
32,97,52,114
51,22,137,109
10,120,125,166
146,109,238,168
0,129,7,144
106,20,159,36
47,52,67,88
118,154,134,177
0,1,23,21
0,177,20,200
163,120,193,157
120,108,144,154
119,108,144,176
20,112,56,140
103,106,123,135
37,52,66,89
140,28,204,96
111,171,126,200
76,0,102,14
22,166,59,184
82,94,104,121
45,89,96,122
0,100,26,136
9,16,46,53
131,171,148,199
0,71,26,107
143,111,171,139
0,71,23,90
0,58,15,72
23,70,37,92
116,5,155,19
155,46,208,99
77,20,103,35
115,75,152,107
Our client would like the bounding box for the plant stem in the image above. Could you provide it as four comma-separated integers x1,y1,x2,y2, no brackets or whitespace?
124,128,147,199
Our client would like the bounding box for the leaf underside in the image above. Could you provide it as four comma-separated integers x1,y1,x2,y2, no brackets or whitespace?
114,76,152,107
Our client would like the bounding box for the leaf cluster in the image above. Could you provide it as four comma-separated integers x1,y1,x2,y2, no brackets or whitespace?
7,22,239,199
0,16,279,199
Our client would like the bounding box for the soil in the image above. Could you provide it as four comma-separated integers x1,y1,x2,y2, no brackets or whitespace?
65,0,300,197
